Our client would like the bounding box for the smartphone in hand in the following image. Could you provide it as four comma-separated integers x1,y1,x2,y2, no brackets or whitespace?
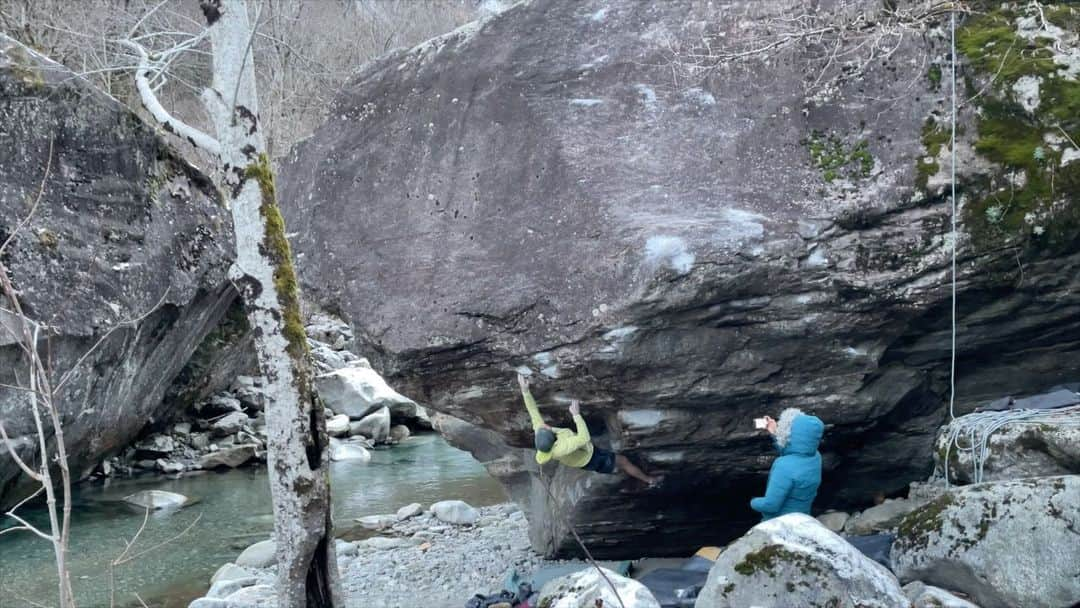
754,417,768,430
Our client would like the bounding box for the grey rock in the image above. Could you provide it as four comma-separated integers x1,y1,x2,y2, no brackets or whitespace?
230,376,266,412
357,536,412,551
197,394,244,417
894,476,1080,608
211,412,250,437
356,514,397,530
330,440,371,462
934,412,1080,484
199,445,257,469
277,0,1080,557
845,498,926,535
432,500,479,525
222,584,276,607
190,432,211,451
326,414,351,437
0,36,234,512
314,366,419,422
903,582,981,608
188,599,230,608
311,342,349,372
696,513,907,608
173,422,193,436
135,434,175,458
815,511,849,533
389,424,411,443
235,540,276,569
123,490,189,510
156,459,185,474
206,578,256,599
335,539,359,557
539,567,659,608
210,563,253,586
352,406,391,444
396,503,423,521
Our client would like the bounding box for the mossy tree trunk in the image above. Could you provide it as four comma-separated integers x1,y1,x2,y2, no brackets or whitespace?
130,1,340,605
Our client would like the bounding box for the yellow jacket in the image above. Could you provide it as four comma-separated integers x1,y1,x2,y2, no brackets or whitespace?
522,388,594,468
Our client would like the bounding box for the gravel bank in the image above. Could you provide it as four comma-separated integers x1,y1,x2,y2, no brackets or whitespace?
197,503,560,608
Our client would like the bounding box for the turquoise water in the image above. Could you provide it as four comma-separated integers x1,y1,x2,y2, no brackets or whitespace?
0,434,506,608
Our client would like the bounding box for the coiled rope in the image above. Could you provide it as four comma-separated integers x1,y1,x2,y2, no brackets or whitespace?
942,405,1080,485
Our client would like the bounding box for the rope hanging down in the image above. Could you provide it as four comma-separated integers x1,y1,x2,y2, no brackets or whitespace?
948,7,959,421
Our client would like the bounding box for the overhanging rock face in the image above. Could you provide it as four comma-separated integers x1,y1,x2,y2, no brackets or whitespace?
279,0,1080,557
0,37,235,507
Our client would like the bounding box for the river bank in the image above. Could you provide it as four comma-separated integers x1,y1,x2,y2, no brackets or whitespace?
0,435,505,608
197,502,567,608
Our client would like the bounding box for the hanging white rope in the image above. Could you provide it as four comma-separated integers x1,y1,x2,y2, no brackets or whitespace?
942,405,1080,485
948,7,959,421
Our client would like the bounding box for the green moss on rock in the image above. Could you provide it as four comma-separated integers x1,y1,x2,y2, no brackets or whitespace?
804,131,874,182
953,3,1080,251
898,493,955,548
734,544,823,579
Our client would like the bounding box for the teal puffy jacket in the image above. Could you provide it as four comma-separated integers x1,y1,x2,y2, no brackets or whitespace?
750,414,824,520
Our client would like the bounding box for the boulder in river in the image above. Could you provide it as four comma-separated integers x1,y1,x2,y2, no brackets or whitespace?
314,365,418,420
893,475,1080,608
330,440,371,463
326,413,352,437
122,490,191,511
538,567,659,608
389,424,411,443
696,513,907,608
396,502,423,521
278,0,1080,556
351,406,391,444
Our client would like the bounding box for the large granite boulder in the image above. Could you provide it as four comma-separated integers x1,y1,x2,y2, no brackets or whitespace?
278,0,1080,556
893,476,1080,608
695,513,907,608
0,36,234,508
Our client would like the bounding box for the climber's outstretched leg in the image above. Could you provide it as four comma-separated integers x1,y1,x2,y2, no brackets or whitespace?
615,454,661,487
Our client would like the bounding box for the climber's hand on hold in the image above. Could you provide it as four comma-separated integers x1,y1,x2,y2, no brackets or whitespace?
569,400,580,416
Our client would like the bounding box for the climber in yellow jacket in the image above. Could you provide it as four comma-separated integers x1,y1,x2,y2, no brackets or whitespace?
518,373,660,486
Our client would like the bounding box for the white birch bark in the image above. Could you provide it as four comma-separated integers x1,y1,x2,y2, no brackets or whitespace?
129,1,341,605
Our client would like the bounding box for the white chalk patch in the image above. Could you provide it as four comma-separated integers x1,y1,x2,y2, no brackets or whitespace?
618,409,666,429
570,98,604,107
644,235,695,275
590,7,608,22
634,84,658,107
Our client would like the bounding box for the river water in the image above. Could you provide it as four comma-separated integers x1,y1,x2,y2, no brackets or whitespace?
0,434,506,608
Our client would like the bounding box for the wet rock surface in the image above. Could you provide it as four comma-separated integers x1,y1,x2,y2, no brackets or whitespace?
278,0,1080,556
0,35,234,509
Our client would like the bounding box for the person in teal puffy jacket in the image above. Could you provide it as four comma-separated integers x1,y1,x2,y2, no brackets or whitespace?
750,408,825,520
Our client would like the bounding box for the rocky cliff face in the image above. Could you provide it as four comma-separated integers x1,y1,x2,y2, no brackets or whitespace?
0,37,235,506
278,0,1080,557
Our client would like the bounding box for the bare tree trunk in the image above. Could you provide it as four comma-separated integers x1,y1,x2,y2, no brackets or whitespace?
110,0,337,603
188,1,340,605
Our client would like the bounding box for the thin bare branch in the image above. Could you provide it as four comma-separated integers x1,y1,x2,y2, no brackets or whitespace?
0,141,54,256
